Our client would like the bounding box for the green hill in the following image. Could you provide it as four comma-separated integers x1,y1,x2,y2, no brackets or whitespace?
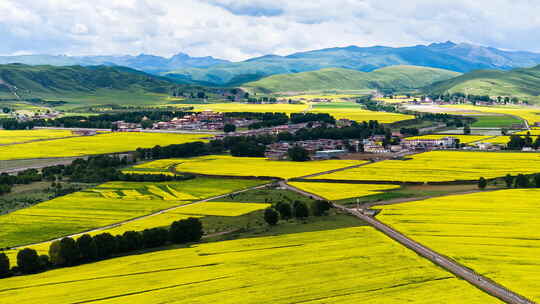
0,64,205,108
425,65,540,103
244,65,460,93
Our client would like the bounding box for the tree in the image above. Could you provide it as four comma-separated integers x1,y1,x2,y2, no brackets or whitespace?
288,146,310,162
122,231,143,251
142,228,169,248
17,248,42,274
478,177,487,190
274,202,292,220
463,124,471,135
48,240,64,266
77,234,97,262
504,174,514,188
0,253,10,277
94,233,118,259
223,124,236,133
515,174,530,188
293,201,309,219
313,200,332,216
169,218,204,244
59,237,80,266
263,208,279,225
534,174,540,188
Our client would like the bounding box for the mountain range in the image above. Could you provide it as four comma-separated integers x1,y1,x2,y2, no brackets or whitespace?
2,42,540,87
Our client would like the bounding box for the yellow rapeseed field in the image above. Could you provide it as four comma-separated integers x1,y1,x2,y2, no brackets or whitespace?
288,182,400,201
405,134,492,144
310,107,414,123
0,178,263,249
515,129,540,136
161,155,364,179
0,226,498,303
312,151,540,182
177,102,309,114
442,104,540,124
377,189,540,302
0,129,75,145
0,132,209,160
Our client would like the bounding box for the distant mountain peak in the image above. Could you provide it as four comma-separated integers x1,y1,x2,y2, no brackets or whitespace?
428,41,457,48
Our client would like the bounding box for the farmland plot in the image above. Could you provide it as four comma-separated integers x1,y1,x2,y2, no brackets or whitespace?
288,182,401,201
377,189,540,301
0,129,75,145
313,151,540,182
0,225,498,303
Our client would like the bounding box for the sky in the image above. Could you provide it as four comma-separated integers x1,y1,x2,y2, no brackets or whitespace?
2,0,540,61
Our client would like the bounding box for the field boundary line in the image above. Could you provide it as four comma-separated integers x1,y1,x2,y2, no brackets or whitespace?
9,182,272,250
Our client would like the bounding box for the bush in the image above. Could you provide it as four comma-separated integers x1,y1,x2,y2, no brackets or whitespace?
169,218,204,244
263,208,279,226
313,200,332,216
76,234,97,262
478,177,487,190
142,228,169,248
293,201,309,219
17,248,42,274
274,202,292,220
94,233,118,259
0,253,10,278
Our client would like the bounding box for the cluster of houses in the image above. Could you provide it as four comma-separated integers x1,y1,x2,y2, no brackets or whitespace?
13,110,60,121
213,122,325,140
152,111,257,131
265,139,361,159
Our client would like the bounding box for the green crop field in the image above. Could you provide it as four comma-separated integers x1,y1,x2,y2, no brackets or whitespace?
312,151,540,182
131,155,364,179
0,132,209,160
0,178,263,249
377,189,540,302
0,222,498,303
470,115,524,128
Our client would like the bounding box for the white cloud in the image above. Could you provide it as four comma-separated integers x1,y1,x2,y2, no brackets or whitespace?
1,0,540,60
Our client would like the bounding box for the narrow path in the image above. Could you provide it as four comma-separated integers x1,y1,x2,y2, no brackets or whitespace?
9,183,271,250
333,205,534,304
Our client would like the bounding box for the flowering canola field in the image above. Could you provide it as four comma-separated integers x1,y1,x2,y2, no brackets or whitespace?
378,189,540,302
0,129,76,145
312,151,540,182
288,182,400,200
442,104,540,125
133,155,364,179
0,178,263,249
0,132,209,160
0,226,498,304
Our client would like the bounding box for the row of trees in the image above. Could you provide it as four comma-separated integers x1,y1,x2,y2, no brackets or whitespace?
264,200,332,225
1,218,203,277
478,174,540,189
507,134,540,150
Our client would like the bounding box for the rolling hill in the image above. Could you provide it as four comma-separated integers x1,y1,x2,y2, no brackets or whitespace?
244,66,460,93
164,41,540,86
425,65,540,103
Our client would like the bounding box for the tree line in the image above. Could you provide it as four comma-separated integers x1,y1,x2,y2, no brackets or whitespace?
478,173,540,189
0,217,203,278
507,134,540,150
264,199,333,226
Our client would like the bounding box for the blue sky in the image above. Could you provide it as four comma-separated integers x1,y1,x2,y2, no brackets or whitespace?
1,0,540,61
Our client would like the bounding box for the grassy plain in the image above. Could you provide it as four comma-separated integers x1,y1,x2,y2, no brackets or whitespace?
312,151,540,182
470,115,523,128
405,134,492,144
130,155,364,179
0,178,263,249
378,189,540,302
0,129,76,145
0,132,209,160
288,182,401,201
0,223,498,303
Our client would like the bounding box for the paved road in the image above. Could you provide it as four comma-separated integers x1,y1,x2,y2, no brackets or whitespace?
9,183,271,250
333,204,535,304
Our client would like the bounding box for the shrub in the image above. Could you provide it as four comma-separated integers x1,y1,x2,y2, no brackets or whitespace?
478,177,487,190
264,208,279,225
